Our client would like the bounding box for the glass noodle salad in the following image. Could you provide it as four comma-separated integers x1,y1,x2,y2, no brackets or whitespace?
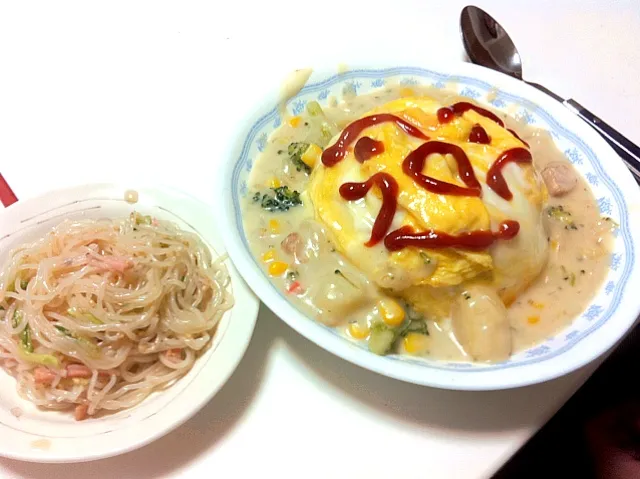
0,213,233,420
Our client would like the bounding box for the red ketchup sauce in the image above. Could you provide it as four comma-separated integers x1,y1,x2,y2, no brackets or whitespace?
437,102,504,126
384,221,520,251
438,102,529,146
469,124,491,144
486,148,533,200
321,114,428,167
322,101,534,252
507,128,530,147
354,137,385,163
402,141,482,196
339,172,399,246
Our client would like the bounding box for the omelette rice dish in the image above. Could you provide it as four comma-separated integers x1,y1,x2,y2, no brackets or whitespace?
242,84,614,363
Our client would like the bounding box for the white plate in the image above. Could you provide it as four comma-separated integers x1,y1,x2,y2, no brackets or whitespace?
0,184,259,463
221,62,640,391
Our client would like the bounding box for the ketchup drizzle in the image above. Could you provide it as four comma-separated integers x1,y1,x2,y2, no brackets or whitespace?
486,148,533,201
437,102,504,126
384,221,520,251
402,141,482,196
354,137,385,163
339,172,399,246
322,114,428,167
320,101,535,252
468,124,491,144
437,102,528,146
507,128,530,147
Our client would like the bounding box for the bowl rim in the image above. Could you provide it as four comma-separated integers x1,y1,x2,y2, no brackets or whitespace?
220,61,640,391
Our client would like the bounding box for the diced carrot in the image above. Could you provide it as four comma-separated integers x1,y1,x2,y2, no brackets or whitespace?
34,367,56,385
66,364,92,378
166,348,183,361
74,404,89,421
527,315,540,325
90,256,132,273
287,281,304,294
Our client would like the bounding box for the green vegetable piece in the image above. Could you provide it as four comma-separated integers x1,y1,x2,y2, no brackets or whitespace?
55,325,99,356
18,350,59,368
21,324,33,353
67,307,103,324
402,301,425,322
547,205,577,230
287,142,312,174
560,265,577,286
306,101,324,117
402,320,429,336
419,252,431,265
255,186,303,212
131,212,153,225
20,280,29,290
13,311,33,353
368,323,396,355
55,325,72,336
11,311,20,328
320,124,334,141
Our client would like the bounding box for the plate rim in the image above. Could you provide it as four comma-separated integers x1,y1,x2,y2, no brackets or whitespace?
220,60,640,391
0,183,259,463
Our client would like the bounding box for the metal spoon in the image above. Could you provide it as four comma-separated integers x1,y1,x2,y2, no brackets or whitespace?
460,5,640,183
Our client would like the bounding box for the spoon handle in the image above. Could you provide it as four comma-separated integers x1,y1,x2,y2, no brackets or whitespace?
525,81,640,184
563,99,640,184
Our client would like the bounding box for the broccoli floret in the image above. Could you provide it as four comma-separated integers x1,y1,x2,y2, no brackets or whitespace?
288,142,311,174
402,320,429,336
546,205,578,230
253,186,302,212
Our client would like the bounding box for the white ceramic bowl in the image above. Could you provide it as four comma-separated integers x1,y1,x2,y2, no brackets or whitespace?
0,184,259,462
221,62,640,391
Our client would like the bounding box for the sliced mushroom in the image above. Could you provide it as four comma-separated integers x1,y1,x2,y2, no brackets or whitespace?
541,161,577,197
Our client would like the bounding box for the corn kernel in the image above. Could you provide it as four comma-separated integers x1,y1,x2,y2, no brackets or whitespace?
527,299,545,309
268,261,288,276
268,219,280,234
348,322,370,340
378,298,405,327
404,332,430,355
527,315,540,325
399,87,415,97
261,250,276,263
301,143,322,169
550,239,559,251
269,177,282,188
289,116,302,128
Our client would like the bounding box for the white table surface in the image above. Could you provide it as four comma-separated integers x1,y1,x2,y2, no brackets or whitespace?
0,1,638,477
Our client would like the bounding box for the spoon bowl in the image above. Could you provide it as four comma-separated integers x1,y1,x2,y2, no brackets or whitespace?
460,4,640,183
460,6,523,79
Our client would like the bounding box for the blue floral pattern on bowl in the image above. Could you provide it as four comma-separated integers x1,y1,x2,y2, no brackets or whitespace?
230,67,634,372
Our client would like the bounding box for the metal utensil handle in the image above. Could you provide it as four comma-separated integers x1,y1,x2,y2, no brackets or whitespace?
564,99,640,184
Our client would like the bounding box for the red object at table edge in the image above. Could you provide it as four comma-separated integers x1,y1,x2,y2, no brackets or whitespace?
0,174,18,207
